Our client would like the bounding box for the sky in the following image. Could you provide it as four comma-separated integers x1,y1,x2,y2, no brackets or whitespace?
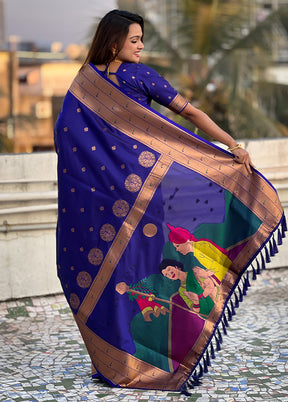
5,0,118,48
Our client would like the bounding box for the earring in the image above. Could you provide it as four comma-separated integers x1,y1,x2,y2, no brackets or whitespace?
111,48,121,63
112,48,119,58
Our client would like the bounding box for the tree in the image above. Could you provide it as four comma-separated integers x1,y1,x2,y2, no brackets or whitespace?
177,1,288,139
202,4,288,138
118,1,288,139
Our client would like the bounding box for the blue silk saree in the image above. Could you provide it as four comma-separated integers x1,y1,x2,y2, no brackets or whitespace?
54,63,286,392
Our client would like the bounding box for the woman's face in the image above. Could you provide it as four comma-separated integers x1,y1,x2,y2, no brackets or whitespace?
161,265,181,280
173,241,193,255
117,23,144,63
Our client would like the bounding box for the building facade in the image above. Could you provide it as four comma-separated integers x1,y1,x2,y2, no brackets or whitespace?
0,51,81,153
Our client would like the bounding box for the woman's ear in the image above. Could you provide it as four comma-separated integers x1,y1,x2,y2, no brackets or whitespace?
111,44,118,57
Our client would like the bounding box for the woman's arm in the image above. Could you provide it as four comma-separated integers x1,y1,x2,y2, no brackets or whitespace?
180,103,254,174
138,65,254,174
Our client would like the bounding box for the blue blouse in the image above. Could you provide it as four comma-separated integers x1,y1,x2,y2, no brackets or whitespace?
94,62,179,108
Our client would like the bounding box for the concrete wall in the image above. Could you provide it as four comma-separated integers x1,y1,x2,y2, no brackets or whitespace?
1,139,288,301
0,152,61,300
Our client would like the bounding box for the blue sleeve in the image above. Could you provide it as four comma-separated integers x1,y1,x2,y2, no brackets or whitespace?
135,64,189,113
136,65,178,107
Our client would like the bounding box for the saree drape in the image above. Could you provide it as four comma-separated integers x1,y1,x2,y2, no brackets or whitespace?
54,64,286,393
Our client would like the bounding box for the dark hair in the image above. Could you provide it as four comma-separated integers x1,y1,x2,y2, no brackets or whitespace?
159,259,184,274
82,10,144,67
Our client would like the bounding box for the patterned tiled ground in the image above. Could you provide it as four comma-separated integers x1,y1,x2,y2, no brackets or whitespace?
0,267,288,402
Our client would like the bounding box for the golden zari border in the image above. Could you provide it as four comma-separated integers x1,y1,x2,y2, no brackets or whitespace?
74,313,187,390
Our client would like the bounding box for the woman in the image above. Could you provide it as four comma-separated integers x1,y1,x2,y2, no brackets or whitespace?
54,9,285,393
159,259,216,314
82,10,252,173
166,223,231,282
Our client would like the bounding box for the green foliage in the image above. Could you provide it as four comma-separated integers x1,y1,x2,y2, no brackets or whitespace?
177,2,288,139
179,0,251,58
115,1,288,139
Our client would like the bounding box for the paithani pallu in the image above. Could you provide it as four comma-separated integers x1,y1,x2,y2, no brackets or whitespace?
54,64,286,393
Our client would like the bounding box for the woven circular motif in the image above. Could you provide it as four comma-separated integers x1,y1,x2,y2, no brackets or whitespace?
88,248,104,266
77,271,92,288
143,223,158,237
112,200,130,217
100,223,116,242
124,174,142,192
69,293,80,310
138,151,156,168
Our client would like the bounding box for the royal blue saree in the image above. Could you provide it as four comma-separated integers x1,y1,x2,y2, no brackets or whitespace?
54,63,286,392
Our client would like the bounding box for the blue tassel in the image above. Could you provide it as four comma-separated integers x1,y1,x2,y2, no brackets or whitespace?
187,379,194,388
243,277,247,296
192,375,202,386
234,291,239,308
210,342,215,359
206,351,211,367
239,286,243,302
187,374,202,388
227,306,232,321
206,350,211,368
251,264,257,280
180,384,192,396
281,215,287,238
238,285,243,302
273,236,278,254
230,300,236,316
265,245,271,263
181,370,203,394
203,356,208,373
269,240,275,257
242,284,247,296
261,252,266,270
186,379,195,390
282,222,286,238
223,313,229,327
217,328,223,344
222,321,227,335
278,228,283,245
246,271,251,288
215,335,221,351
198,363,203,378
283,214,287,232
256,258,261,274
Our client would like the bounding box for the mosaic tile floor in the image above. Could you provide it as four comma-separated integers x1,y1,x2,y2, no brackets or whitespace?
0,268,288,402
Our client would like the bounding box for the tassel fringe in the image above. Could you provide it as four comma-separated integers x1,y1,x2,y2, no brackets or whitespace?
278,228,283,245
265,245,271,263
181,213,287,395
273,236,278,254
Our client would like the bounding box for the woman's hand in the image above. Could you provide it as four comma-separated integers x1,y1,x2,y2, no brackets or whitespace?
232,147,255,175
